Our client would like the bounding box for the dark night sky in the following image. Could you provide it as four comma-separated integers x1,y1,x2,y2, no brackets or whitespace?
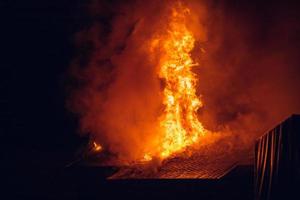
2,0,84,151
1,0,300,198
1,1,87,196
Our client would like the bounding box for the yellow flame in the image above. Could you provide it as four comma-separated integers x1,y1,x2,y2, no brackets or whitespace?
142,153,153,162
156,4,207,159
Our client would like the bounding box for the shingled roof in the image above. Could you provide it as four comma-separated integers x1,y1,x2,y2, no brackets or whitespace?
109,145,252,179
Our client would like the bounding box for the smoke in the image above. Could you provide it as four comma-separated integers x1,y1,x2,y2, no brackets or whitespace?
197,0,300,148
68,0,300,163
69,0,172,161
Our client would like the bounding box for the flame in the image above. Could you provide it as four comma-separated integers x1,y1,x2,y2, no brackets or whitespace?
142,153,153,162
93,141,102,152
149,3,207,159
89,3,207,162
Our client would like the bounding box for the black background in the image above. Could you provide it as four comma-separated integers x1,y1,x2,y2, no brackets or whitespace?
1,0,85,198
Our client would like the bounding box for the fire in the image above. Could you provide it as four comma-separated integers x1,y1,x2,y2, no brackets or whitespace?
152,4,207,159
70,0,299,165
93,141,102,152
142,153,153,162
71,0,210,163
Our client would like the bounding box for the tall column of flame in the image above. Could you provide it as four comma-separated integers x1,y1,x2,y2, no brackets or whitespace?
158,5,206,159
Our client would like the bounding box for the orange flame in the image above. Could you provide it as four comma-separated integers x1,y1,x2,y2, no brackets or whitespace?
93,141,102,152
150,3,207,159
78,1,209,163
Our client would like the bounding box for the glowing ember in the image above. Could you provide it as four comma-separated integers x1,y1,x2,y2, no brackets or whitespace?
150,4,207,159
142,153,153,162
93,141,102,152
74,1,209,163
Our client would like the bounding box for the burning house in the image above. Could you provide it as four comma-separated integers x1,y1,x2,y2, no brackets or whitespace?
6,0,300,199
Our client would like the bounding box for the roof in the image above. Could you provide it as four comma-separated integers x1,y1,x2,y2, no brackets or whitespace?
109,144,252,179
